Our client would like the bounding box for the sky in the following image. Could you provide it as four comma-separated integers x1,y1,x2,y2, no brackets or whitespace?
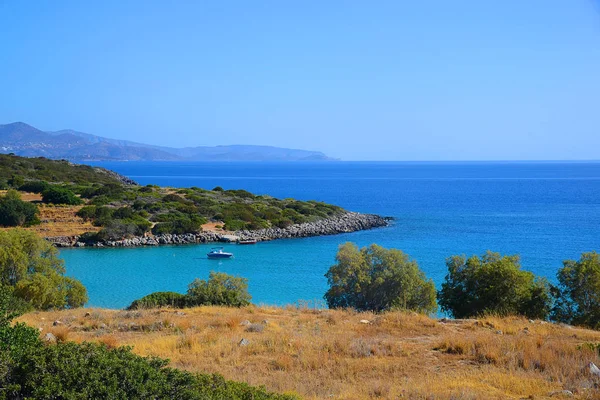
1,1,599,161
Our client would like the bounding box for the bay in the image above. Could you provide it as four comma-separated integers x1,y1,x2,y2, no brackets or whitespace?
61,161,600,309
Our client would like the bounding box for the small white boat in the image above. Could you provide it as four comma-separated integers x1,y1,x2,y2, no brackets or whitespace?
207,247,233,259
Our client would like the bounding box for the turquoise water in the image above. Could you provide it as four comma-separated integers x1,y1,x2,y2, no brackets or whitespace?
62,161,600,308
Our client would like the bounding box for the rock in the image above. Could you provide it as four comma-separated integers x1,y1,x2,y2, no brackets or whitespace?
359,320,371,324
238,338,250,346
261,319,269,325
45,212,388,248
175,311,186,316
44,332,57,343
240,320,251,326
549,390,573,397
99,323,107,329
53,320,62,326
528,319,534,323
589,362,600,377
84,312,91,317
495,330,503,335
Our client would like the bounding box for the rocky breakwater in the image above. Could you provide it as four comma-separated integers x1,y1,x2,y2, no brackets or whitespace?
236,212,389,241
46,212,389,248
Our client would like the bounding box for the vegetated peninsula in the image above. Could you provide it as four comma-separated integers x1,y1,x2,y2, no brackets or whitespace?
0,154,387,246
0,122,335,161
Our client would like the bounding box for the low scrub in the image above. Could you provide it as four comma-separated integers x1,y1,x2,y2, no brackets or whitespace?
128,272,251,309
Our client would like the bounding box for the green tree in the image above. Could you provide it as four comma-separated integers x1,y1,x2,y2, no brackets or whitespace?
324,243,437,313
0,190,40,227
0,229,87,309
187,272,251,307
7,175,24,188
41,186,83,205
438,251,552,319
552,252,600,328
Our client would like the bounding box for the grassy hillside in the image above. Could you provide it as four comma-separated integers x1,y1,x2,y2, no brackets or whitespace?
19,306,600,399
0,153,128,185
0,154,346,237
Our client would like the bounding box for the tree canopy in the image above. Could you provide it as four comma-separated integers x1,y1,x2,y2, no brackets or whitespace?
324,243,437,313
552,252,600,329
438,251,552,319
0,229,87,309
187,272,251,307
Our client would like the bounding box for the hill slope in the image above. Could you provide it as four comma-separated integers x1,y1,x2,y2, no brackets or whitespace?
19,306,600,400
0,122,333,161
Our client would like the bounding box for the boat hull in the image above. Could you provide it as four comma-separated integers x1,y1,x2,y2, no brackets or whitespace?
207,253,233,259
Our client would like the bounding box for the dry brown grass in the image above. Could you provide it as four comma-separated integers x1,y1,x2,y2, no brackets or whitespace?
0,197,100,237
18,307,600,399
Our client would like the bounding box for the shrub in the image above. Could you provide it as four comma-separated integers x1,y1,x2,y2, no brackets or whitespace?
324,243,437,313
0,190,40,227
42,186,83,205
552,252,600,328
151,215,204,235
96,220,148,241
76,205,97,221
18,180,50,193
127,292,187,310
438,251,553,319
187,272,251,307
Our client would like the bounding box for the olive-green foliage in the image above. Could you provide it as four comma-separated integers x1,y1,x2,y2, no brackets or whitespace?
0,154,126,186
187,272,252,307
7,175,24,188
0,286,32,326
552,252,600,329
41,186,83,205
438,251,553,319
324,243,438,314
0,229,88,310
0,312,296,399
151,214,205,235
128,272,252,310
127,292,187,310
18,180,50,193
0,190,40,227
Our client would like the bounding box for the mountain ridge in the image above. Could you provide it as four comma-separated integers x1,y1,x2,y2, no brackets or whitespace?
0,122,335,161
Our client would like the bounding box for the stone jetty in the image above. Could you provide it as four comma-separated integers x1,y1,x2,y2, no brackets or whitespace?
46,212,389,248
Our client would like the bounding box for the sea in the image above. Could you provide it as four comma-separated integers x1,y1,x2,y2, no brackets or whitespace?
60,161,600,309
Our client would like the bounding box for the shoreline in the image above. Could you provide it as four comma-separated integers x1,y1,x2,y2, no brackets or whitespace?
46,212,390,248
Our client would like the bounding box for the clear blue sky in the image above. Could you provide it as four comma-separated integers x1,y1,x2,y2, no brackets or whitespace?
1,1,599,161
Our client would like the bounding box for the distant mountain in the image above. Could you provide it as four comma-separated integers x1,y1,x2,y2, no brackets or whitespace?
0,122,334,161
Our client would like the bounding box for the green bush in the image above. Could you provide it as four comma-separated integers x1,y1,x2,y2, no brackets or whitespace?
0,190,40,227
438,251,553,319
187,272,251,307
324,243,437,313
76,205,97,221
127,292,187,310
0,229,87,310
552,252,600,329
0,314,296,399
18,180,50,193
151,215,204,235
42,186,83,205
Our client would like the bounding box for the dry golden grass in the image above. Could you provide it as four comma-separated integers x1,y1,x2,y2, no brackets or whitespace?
0,192,99,237
18,307,600,399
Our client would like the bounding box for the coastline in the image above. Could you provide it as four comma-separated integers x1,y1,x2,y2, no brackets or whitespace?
46,212,389,248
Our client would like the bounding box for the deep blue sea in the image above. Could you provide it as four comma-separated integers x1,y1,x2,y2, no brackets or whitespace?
60,161,600,309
